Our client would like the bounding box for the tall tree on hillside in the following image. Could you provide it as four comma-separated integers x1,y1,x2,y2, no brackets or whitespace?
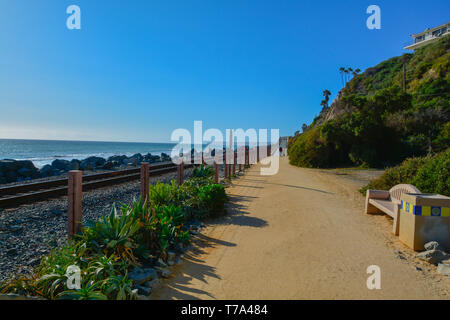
323,89,331,106
302,123,308,133
320,100,328,113
347,68,353,83
339,67,345,87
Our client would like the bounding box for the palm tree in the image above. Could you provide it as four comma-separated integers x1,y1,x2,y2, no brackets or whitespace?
323,89,331,106
339,67,345,87
347,68,353,83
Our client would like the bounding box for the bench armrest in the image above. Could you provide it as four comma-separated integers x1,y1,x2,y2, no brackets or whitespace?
366,189,390,200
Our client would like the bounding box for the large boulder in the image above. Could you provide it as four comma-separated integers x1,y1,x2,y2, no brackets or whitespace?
5,170,18,183
107,155,127,166
424,241,446,252
129,267,158,285
51,159,71,171
102,161,115,170
437,262,450,277
80,156,106,170
122,158,137,166
143,154,161,163
161,153,171,162
130,153,143,164
417,249,449,265
70,159,81,170
39,164,54,178
17,160,39,178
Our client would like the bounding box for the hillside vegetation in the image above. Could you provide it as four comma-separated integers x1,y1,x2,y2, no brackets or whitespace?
289,36,450,168
360,149,449,196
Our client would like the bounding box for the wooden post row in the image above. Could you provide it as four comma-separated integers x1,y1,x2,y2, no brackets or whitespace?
68,170,82,238
224,153,228,178
140,162,150,204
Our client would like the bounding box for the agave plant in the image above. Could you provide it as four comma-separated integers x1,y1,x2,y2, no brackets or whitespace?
148,182,176,206
192,164,214,178
57,281,107,300
82,207,140,263
102,273,137,300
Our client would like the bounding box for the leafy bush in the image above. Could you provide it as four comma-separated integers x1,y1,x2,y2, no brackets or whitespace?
192,164,214,178
360,149,449,196
197,184,228,217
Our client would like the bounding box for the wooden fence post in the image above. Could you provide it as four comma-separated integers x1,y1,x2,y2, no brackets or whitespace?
68,170,82,238
177,161,184,185
214,162,219,183
245,147,249,168
239,150,242,171
140,162,150,204
257,146,260,162
224,152,228,178
233,151,236,175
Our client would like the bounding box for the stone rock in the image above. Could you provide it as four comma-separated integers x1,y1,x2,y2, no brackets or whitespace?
28,258,40,267
102,161,115,170
80,156,106,170
122,158,137,166
417,250,449,265
39,164,54,178
6,248,17,256
51,159,71,171
129,268,158,285
70,159,81,170
147,278,161,290
437,263,450,277
107,155,127,165
9,225,23,233
167,251,177,265
156,267,171,278
5,170,18,183
161,153,171,162
51,209,62,216
156,258,168,268
130,153,143,164
136,285,151,296
424,241,446,252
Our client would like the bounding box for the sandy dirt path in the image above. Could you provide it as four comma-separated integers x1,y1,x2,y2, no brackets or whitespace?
151,157,450,300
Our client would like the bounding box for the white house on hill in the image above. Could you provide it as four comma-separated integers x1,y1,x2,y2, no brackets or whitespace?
404,22,449,50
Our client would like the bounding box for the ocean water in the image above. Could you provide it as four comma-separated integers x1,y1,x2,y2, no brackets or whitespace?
0,139,176,168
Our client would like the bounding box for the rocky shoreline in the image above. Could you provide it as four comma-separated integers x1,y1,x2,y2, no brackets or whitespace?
0,152,172,185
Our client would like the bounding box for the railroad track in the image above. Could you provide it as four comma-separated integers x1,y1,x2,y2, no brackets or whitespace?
0,162,194,209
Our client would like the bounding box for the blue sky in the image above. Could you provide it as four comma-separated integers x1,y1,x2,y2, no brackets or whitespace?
0,0,448,142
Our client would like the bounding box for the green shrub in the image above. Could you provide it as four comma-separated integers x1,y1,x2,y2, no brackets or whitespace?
197,184,228,217
360,149,449,196
192,164,214,178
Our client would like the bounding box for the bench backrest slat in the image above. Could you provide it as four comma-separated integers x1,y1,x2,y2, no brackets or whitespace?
389,184,421,204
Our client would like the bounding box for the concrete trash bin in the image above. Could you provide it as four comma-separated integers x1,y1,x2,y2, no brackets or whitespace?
399,193,450,251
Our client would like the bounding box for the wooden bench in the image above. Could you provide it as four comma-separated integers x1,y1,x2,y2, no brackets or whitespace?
365,184,421,235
